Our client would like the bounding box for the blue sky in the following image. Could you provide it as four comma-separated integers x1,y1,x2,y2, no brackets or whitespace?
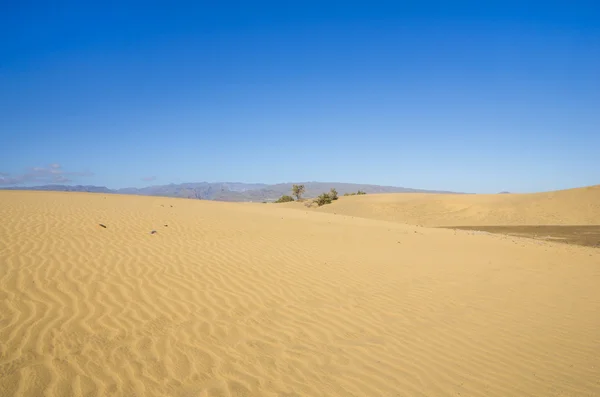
1,1,599,193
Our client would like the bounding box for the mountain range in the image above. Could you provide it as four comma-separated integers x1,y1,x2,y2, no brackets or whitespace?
1,182,460,202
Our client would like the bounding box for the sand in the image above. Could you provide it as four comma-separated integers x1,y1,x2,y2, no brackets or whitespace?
306,184,600,226
1,189,599,396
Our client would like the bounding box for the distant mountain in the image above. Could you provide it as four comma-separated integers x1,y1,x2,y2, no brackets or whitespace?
2,182,459,202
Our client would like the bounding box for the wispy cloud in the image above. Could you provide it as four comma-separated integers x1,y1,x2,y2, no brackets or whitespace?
0,164,94,186
141,176,157,182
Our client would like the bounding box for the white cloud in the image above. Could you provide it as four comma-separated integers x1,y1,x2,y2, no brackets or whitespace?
0,164,94,186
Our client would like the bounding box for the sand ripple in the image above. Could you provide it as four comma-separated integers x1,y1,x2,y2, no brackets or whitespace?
1,191,599,396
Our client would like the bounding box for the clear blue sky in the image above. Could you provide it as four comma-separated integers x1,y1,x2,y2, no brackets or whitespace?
1,1,598,193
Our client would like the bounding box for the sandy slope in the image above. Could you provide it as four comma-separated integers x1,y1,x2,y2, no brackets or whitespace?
306,185,600,226
1,190,599,397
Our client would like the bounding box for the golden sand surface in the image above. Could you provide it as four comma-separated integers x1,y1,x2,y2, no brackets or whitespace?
305,185,600,226
1,189,599,396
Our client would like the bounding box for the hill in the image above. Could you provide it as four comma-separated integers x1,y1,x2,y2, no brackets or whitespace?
305,184,600,226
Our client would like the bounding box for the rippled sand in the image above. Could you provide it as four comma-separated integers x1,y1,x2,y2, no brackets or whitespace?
1,190,599,396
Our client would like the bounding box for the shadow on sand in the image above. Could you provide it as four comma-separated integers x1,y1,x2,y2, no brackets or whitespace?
440,225,600,248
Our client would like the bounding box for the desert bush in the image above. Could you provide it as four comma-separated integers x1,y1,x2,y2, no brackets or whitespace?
329,188,338,200
343,190,367,196
292,184,305,200
315,192,333,206
275,195,295,203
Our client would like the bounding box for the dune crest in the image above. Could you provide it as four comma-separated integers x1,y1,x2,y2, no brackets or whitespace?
1,190,599,396
309,185,600,226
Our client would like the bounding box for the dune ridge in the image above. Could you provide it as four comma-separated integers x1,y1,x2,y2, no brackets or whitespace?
1,190,599,396
307,184,600,226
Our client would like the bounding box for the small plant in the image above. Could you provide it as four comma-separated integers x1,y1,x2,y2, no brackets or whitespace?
315,192,333,206
329,188,338,200
343,190,367,196
275,195,295,203
292,184,305,201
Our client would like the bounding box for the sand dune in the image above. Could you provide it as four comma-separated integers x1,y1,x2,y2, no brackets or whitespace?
1,190,599,396
307,185,600,226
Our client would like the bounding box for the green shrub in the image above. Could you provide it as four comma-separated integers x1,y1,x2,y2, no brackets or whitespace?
343,190,367,196
315,193,333,206
275,195,295,203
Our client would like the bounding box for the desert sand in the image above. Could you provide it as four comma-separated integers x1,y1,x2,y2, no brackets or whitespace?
1,189,599,396
306,185,600,226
